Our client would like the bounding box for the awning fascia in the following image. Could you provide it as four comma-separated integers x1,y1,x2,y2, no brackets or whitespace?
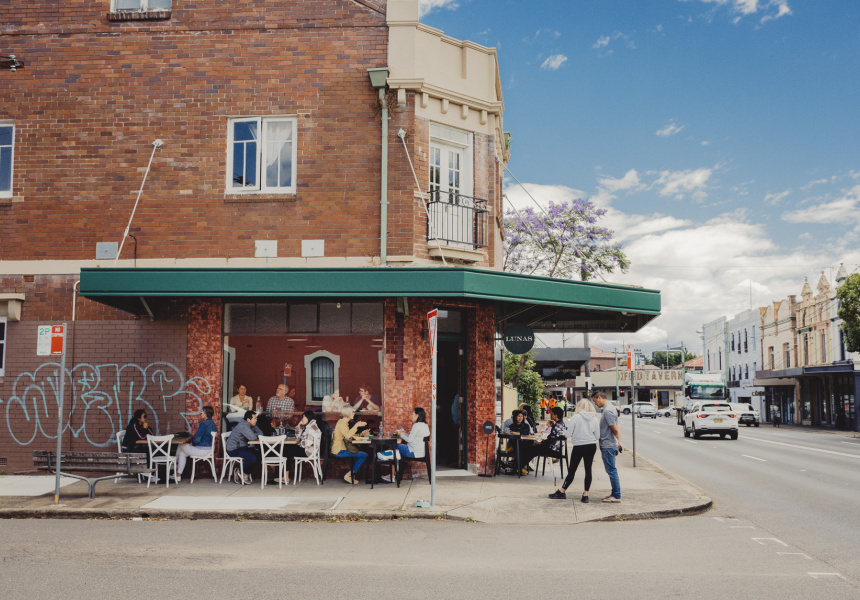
79,266,661,332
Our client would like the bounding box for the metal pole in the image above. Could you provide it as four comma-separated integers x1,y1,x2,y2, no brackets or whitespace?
429,310,438,506
54,323,68,504
630,347,636,468
614,348,619,401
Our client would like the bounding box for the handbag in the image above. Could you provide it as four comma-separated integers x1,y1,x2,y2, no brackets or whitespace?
343,438,360,454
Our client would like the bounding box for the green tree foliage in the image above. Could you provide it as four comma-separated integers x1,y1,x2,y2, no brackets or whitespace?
648,350,697,368
837,273,860,352
504,352,544,415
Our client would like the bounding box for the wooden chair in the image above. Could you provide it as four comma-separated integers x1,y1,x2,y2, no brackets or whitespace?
395,436,431,487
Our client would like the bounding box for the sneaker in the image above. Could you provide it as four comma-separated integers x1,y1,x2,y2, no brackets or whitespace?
381,475,393,483
521,468,529,476
343,472,359,484
548,491,566,499
581,495,589,503
242,474,252,485
233,471,242,485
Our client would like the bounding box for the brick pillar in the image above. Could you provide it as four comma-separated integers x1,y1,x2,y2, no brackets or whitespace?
186,299,223,431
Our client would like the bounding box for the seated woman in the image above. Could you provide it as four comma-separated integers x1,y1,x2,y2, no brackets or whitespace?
502,409,532,435
352,383,380,412
396,407,431,459
332,406,368,484
282,409,323,477
226,384,253,425
519,404,538,431
520,407,567,475
225,410,263,485
121,409,153,452
174,405,218,482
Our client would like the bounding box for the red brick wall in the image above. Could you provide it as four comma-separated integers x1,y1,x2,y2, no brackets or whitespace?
185,300,223,433
382,298,495,473
0,1,390,260
0,315,189,473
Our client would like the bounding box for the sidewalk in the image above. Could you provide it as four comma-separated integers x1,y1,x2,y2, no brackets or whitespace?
0,451,711,524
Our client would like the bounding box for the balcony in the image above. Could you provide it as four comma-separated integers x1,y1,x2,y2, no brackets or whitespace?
425,190,489,262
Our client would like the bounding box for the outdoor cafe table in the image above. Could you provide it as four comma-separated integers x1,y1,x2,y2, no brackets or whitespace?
352,437,398,488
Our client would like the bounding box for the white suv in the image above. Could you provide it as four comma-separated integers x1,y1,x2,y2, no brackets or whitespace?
729,403,760,427
683,401,738,439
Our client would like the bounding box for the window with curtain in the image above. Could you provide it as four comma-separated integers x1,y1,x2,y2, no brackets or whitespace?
310,356,335,403
115,0,172,10
227,116,297,193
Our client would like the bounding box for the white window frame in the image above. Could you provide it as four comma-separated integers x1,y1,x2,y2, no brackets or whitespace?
0,122,14,199
0,316,7,377
111,0,172,11
304,350,340,406
226,116,298,195
428,123,474,198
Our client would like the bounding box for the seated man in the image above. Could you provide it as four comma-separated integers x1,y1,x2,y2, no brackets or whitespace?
259,384,295,435
225,410,263,485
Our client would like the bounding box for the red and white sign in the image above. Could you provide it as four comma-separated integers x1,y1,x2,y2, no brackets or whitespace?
284,363,292,377
37,325,65,356
626,348,633,371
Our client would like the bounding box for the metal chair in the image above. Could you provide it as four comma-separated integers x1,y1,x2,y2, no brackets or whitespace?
259,435,288,489
219,431,246,485
535,437,568,480
495,432,522,477
189,431,218,483
396,436,431,487
146,434,178,488
114,431,145,483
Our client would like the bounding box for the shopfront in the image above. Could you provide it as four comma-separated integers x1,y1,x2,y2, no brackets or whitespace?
76,266,661,473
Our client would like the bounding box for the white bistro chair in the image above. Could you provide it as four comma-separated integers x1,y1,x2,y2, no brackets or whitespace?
259,435,288,489
146,434,178,488
189,431,218,483
219,431,248,485
293,435,322,486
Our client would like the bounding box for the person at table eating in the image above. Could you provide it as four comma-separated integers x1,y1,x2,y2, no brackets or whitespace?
396,407,431,459
121,409,153,452
174,405,218,483
352,383,380,412
520,406,567,475
332,406,368,485
502,409,532,435
282,409,323,475
225,410,263,485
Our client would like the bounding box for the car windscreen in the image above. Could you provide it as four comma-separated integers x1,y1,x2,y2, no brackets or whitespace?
702,404,731,411
689,385,727,399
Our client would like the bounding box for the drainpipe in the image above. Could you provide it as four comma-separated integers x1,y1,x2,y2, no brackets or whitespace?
368,68,390,265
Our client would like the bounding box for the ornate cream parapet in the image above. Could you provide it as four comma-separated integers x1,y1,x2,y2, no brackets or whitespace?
387,0,505,160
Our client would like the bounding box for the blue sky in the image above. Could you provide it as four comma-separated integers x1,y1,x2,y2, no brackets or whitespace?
421,0,860,354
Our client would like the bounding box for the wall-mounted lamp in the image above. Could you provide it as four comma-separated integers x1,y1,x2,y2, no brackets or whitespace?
1,54,24,72
336,302,342,309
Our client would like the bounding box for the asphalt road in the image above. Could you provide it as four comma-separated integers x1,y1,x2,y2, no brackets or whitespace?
621,413,860,582
0,518,857,599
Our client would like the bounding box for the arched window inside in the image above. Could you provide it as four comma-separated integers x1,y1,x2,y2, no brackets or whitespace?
304,350,341,405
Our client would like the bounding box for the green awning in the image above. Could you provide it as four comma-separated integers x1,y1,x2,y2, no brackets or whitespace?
79,266,660,333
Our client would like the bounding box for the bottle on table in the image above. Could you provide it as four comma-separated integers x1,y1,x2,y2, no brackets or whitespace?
256,396,262,413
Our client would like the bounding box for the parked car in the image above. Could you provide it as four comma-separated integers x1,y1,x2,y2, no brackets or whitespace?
729,403,760,427
608,401,621,415
683,401,738,439
633,402,657,418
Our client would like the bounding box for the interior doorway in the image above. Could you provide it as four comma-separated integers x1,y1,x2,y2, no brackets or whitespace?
437,339,466,469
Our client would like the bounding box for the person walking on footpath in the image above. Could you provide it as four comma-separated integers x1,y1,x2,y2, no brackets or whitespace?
592,391,622,503
772,403,781,427
548,398,600,502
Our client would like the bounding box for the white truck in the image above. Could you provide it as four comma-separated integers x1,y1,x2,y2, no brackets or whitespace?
675,372,728,424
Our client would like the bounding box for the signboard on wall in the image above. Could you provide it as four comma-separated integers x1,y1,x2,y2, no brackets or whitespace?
37,325,65,356
503,323,534,354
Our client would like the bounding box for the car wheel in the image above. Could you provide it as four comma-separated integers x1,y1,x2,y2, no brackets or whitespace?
754,423,759,427
730,431,738,440
652,415,656,419
683,424,690,438
746,423,751,427
692,425,700,439
720,432,726,439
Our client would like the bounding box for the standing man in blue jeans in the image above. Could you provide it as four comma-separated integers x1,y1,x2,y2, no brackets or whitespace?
592,391,622,503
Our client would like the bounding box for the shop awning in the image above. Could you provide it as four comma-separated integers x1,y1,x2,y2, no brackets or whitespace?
79,266,660,333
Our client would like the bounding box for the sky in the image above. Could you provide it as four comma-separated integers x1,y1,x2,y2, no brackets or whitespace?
419,0,860,356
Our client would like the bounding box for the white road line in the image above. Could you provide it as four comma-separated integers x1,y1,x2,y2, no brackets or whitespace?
745,436,860,459
742,454,768,462
840,441,860,445
731,525,756,529
808,573,849,581
752,537,788,546
713,517,739,522
685,440,698,444
778,552,811,559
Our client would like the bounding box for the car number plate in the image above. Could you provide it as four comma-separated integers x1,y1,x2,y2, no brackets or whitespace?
713,419,723,423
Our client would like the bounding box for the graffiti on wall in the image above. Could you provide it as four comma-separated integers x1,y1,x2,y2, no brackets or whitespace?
0,361,212,447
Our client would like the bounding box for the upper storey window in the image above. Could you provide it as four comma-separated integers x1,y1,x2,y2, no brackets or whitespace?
0,124,13,199
114,0,172,10
227,117,297,194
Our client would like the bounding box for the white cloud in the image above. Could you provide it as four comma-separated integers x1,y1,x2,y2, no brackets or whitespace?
763,190,790,206
592,31,630,51
541,54,568,71
593,35,611,49
782,185,860,224
654,168,713,200
701,140,711,146
418,0,459,18
656,122,686,137
689,0,792,24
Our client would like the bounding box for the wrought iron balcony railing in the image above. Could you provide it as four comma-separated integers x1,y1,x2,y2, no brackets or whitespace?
426,189,489,249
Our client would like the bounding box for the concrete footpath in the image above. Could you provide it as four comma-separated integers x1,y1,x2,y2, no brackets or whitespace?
0,451,711,523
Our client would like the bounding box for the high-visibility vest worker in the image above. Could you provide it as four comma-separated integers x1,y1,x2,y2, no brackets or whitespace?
548,398,556,409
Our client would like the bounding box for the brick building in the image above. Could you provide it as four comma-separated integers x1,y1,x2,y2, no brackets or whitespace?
0,0,659,475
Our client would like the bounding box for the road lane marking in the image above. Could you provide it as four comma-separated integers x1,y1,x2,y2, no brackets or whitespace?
840,441,860,445
731,526,755,529
778,552,811,559
685,440,698,444
808,573,848,581
752,537,788,546
745,436,860,459
742,454,768,462
713,517,739,522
